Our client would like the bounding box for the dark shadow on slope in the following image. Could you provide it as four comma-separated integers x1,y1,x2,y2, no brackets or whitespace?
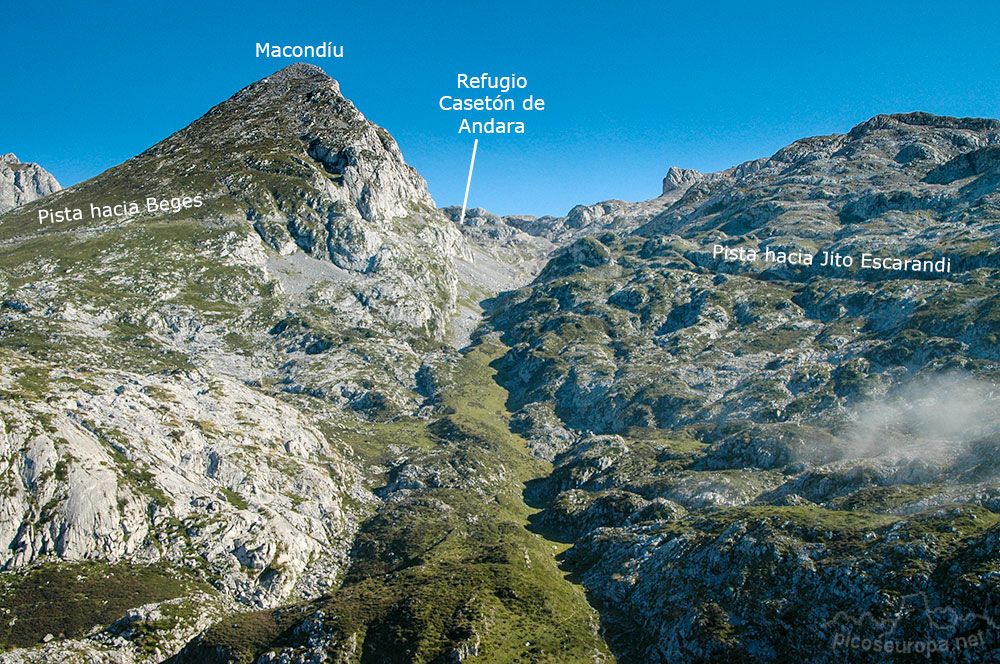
521,477,652,664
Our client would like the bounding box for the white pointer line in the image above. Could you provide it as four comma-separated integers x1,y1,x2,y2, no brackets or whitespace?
459,138,479,225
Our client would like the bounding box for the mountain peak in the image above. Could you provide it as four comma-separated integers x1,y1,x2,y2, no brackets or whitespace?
271,61,331,80
661,166,703,195
246,62,343,97
211,63,347,120
0,153,60,213
0,64,433,244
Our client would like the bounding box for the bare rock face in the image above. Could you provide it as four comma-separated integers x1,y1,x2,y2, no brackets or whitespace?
0,366,361,606
0,153,60,213
661,166,703,196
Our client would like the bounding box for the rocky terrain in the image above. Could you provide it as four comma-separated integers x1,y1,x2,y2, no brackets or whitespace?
0,154,60,214
1,63,999,663
485,112,1000,662
0,64,608,663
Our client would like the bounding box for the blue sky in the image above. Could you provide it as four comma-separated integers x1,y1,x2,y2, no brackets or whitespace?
5,1,1000,216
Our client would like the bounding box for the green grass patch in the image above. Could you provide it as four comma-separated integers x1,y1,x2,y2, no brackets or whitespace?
184,337,612,663
220,487,249,511
0,561,212,650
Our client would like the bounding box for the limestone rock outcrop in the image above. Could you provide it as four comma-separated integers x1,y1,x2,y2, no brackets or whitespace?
0,153,60,213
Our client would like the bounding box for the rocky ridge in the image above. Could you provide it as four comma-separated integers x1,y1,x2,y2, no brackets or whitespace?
490,166,701,244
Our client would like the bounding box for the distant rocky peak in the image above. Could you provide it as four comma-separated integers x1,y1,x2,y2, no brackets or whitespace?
0,153,61,214
661,166,703,195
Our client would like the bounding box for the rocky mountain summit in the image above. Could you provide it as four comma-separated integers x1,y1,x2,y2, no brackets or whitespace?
1,63,999,664
0,154,60,214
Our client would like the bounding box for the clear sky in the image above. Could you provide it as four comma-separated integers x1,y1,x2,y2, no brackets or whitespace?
5,1,1000,216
